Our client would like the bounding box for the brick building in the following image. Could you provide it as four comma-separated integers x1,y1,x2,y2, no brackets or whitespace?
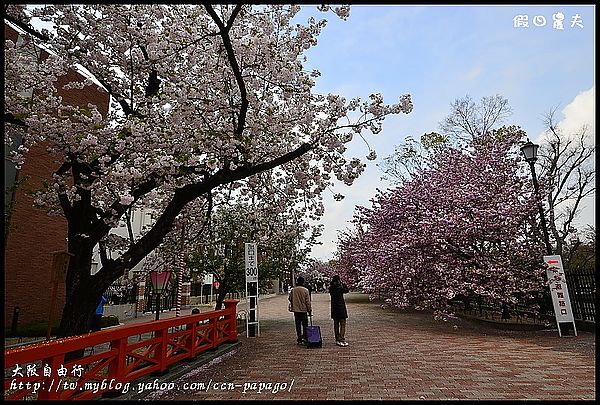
4,22,110,329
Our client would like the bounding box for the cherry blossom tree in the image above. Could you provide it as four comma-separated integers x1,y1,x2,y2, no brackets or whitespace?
331,228,364,288
178,195,317,309
299,258,337,292
338,128,547,316
4,4,413,336
381,95,595,261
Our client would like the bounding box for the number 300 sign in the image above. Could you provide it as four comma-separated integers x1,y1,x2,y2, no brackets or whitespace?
245,243,258,282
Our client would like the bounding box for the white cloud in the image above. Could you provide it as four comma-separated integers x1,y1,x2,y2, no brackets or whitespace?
462,65,483,81
563,86,596,231
534,85,595,143
535,86,595,231
557,86,595,141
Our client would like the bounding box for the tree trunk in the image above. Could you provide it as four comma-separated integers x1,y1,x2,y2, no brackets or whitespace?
59,296,97,336
463,296,472,312
215,287,228,310
57,237,119,337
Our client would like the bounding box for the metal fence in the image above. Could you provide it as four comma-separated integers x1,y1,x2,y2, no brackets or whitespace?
376,268,596,325
190,282,247,302
565,269,595,322
144,283,177,313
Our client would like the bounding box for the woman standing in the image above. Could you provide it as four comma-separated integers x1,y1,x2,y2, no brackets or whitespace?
329,275,349,346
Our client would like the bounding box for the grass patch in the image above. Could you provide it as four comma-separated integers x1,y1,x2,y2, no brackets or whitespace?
344,292,372,303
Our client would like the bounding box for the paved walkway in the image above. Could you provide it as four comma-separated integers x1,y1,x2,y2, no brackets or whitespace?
123,292,595,400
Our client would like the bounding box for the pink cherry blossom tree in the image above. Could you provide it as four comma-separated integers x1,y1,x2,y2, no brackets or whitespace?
4,5,412,336
331,228,364,288
336,128,548,317
300,258,337,291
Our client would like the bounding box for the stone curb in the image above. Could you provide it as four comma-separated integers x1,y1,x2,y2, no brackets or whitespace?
100,339,243,401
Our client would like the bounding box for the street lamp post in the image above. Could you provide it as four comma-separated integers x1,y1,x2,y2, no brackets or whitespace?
522,140,579,337
520,139,553,255
150,270,172,321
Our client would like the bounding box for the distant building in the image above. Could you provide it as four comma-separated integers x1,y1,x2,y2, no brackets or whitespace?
89,208,156,279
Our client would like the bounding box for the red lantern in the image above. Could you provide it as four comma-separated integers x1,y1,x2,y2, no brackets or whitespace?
150,271,172,294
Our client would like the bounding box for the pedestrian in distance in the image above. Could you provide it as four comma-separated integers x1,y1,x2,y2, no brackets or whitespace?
92,295,107,332
188,307,201,328
288,276,312,345
329,275,349,346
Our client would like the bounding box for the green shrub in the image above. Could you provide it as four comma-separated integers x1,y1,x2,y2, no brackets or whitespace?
5,320,59,338
6,315,120,337
100,315,120,327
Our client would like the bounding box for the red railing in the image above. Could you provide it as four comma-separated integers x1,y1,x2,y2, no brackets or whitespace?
4,299,239,400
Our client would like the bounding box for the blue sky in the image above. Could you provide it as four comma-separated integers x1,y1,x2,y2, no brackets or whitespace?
295,5,596,260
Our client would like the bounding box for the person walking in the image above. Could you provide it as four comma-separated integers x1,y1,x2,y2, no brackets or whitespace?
329,275,349,346
288,276,312,345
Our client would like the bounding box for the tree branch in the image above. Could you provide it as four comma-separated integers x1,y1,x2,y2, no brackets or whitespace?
204,4,248,137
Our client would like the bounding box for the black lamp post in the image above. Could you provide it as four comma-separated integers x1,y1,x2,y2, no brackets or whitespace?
520,139,553,255
150,270,172,321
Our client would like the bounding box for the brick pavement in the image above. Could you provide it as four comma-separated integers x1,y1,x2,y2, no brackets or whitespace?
121,292,595,400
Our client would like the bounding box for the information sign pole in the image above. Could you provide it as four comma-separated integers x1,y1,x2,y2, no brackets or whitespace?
245,243,259,337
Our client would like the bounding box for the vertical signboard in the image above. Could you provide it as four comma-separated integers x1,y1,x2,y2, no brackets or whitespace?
245,243,259,337
543,255,577,337
203,273,214,304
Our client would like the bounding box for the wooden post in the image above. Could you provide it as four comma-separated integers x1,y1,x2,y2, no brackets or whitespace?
176,263,183,317
177,214,186,317
223,299,239,342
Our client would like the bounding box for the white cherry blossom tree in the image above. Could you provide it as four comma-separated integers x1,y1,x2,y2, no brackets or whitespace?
4,4,412,336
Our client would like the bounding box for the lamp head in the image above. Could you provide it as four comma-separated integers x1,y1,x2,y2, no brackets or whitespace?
520,139,539,163
150,270,172,294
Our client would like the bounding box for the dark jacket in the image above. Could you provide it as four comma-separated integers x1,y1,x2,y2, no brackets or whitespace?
329,280,349,319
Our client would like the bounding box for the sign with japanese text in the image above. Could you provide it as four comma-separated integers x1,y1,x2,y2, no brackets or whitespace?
51,251,73,283
245,243,258,283
245,242,260,337
543,255,577,336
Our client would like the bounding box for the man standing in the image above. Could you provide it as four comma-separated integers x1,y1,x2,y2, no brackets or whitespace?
288,276,312,345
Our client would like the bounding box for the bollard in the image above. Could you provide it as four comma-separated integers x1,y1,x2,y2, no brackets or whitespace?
11,306,20,336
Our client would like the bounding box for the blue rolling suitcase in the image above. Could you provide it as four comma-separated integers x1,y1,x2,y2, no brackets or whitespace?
306,315,322,348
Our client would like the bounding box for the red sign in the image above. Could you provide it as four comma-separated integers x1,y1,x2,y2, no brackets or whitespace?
213,280,220,289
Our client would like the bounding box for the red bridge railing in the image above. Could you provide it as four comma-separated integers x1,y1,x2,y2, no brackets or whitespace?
4,299,239,400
